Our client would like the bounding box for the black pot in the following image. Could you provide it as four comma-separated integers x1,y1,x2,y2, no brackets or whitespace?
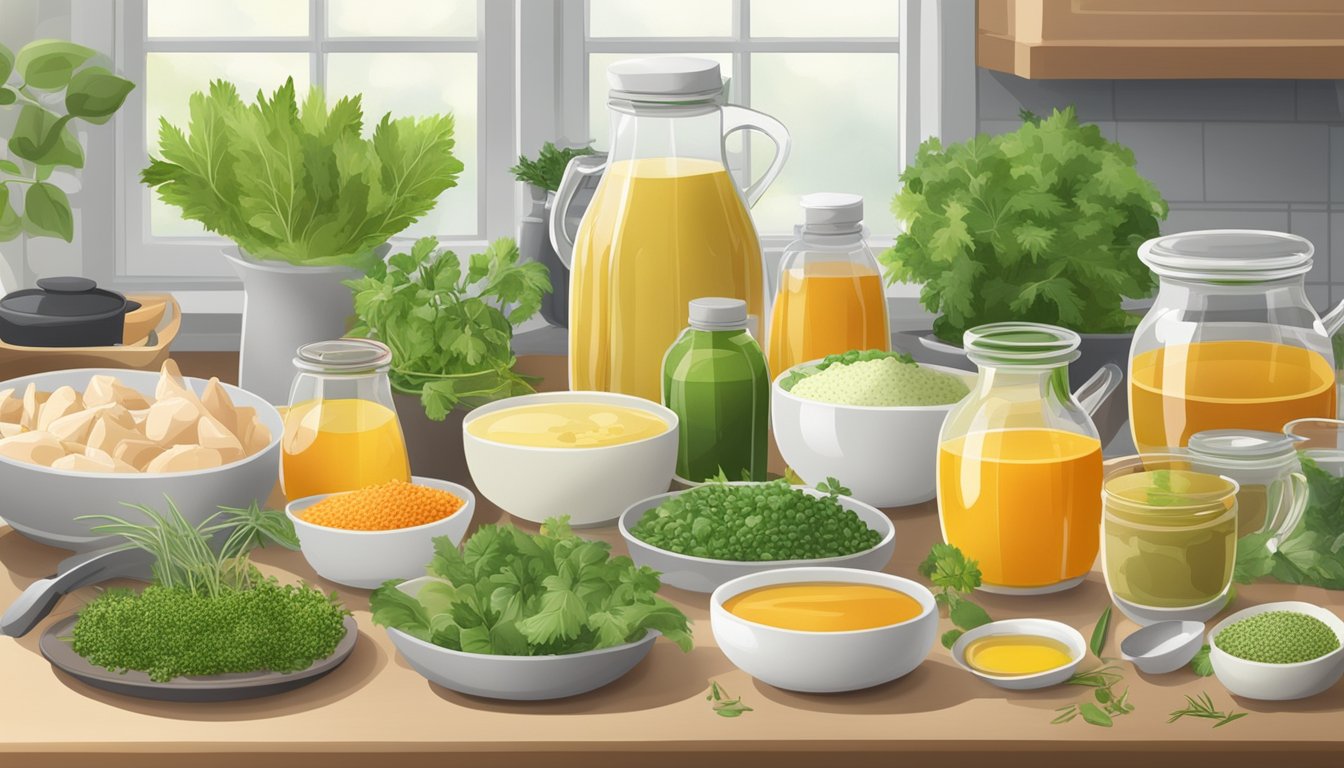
0,277,141,348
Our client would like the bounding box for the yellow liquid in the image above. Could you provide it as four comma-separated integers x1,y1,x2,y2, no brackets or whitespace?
281,399,410,500
570,157,765,402
466,402,670,448
767,261,890,375
1130,340,1336,452
964,634,1075,677
938,428,1103,589
722,582,924,632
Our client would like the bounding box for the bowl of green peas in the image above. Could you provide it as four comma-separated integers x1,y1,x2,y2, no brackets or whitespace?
618,480,896,593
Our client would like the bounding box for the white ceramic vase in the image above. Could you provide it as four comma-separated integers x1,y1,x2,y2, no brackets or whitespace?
222,247,364,405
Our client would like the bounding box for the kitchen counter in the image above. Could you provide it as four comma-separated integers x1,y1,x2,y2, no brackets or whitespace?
0,353,1340,767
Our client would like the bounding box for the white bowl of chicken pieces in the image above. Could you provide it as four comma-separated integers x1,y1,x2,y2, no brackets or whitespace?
0,361,281,550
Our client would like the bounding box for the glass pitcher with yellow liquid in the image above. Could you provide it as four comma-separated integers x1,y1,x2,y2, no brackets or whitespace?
1130,230,1344,453
937,323,1121,594
549,56,790,402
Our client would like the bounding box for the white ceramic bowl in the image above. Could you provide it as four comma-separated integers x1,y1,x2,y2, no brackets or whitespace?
1120,620,1205,675
462,391,678,527
951,618,1086,690
620,484,896,593
1208,601,1344,701
0,368,283,551
286,477,475,589
771,361,973,508
710,567,937,693
386,576,657,700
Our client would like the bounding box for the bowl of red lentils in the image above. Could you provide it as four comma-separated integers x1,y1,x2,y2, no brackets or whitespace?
285,476,475,589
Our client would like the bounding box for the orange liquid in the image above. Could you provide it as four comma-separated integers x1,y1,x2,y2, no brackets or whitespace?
281,398,410,500
767,261,890,374
1130,340,1336,452
569,157,765,402
938,428,1103,589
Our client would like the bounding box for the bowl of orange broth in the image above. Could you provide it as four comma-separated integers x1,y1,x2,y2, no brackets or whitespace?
710,567,937,693
462,392,678,526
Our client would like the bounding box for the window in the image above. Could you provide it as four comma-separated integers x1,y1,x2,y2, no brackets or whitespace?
114,0,512,280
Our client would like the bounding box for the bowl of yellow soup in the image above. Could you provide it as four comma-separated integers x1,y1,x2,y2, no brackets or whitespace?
462,392,678,526
710,567,937,693
950,618,1086,690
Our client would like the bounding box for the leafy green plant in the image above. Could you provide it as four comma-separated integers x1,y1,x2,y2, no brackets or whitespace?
1234,455,1344,589
370,516,693,656
880,107,1168,342
346,235,551,419
917,543,992,648
141,78,462,270
510,141,594,192
0,39,134,242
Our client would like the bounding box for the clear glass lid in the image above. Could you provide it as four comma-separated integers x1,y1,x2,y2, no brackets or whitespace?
1138,229,1313,282
962,322,1081,368
293,338,392,374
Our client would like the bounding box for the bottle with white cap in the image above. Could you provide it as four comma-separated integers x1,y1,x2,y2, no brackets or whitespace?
767,193,890,375
662,297,770,484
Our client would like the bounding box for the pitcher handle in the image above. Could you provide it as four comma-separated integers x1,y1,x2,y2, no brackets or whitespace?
1072,363,1123,418
548,154,607,269
721,105,791,208
1322,299,1344,337
1266,472,1309,553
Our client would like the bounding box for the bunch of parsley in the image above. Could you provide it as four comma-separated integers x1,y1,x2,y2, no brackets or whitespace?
880,107,1167,342
142,78,463,270
1234,455,1344,589
370,517,693,656
346,236,551,419
510,142,594,192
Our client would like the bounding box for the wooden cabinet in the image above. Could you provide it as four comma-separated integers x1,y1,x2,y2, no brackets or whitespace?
978,0,1344,79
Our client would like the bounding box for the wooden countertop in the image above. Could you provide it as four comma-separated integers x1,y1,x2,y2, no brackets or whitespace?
1,353,1341,768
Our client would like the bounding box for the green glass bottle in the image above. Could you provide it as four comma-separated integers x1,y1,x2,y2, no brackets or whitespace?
662,297,770,483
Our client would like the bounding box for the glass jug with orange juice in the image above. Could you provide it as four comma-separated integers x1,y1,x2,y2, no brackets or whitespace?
767,193,889,374
549,56,790,402
1129,230,1344,453
937,323,1121,594
281,339,410,500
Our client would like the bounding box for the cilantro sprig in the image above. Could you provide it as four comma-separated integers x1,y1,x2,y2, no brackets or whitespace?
1234,455,1344,589
917,543,992,647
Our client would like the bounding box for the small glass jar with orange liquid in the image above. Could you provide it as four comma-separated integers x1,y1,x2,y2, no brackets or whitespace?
937,323,1120,594
767,193,889,376
281,339,411,500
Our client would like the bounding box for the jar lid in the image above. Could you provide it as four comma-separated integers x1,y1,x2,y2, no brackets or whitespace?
800,193,864,236
0,276,127,320
1188,430,1298,463
607,57,724,103
1138,230,1313,282
294,338,392,373
688,297,748,331
962,322,1080,367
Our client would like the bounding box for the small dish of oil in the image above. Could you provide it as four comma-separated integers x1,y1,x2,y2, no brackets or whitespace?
951,618,1086,690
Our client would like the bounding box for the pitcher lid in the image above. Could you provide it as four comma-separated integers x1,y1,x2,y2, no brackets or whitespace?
1138,230,1313,281
294,338,392,373
607,57,724,103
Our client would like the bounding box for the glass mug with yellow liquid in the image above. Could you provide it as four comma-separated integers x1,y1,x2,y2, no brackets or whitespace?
281,339,411,500
549,56,790,402
1129,230,1344,453
937,323,1121,594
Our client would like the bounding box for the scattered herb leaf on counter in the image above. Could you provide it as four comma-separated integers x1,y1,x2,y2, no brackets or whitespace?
1168,692,1246,728
1190,645,1214,677
1233,455,1344,590
370,516,692,656
917,543,992,648
346,236,552,419
706,680,753,718
1057,663,1133,728
1089,606,1112,658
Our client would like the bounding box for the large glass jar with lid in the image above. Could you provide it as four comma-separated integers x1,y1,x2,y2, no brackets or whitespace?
1129,230,1344,453
281,338,410,500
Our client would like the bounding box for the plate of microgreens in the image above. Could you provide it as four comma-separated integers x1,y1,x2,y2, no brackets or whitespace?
41,499,355,702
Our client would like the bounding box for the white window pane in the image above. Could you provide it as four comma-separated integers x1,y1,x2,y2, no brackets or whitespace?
327,53,478,237
586,53,733,149
146,53,311,237
749,53,900,235
589,0,732,37
750,0,899,37
328,0,476,38
147,0,308,37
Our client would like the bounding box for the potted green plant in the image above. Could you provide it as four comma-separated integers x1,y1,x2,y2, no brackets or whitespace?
345,235,551,480
0,40,134,292
510,141,593,327
880,107,1167,403
141,78,463,404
